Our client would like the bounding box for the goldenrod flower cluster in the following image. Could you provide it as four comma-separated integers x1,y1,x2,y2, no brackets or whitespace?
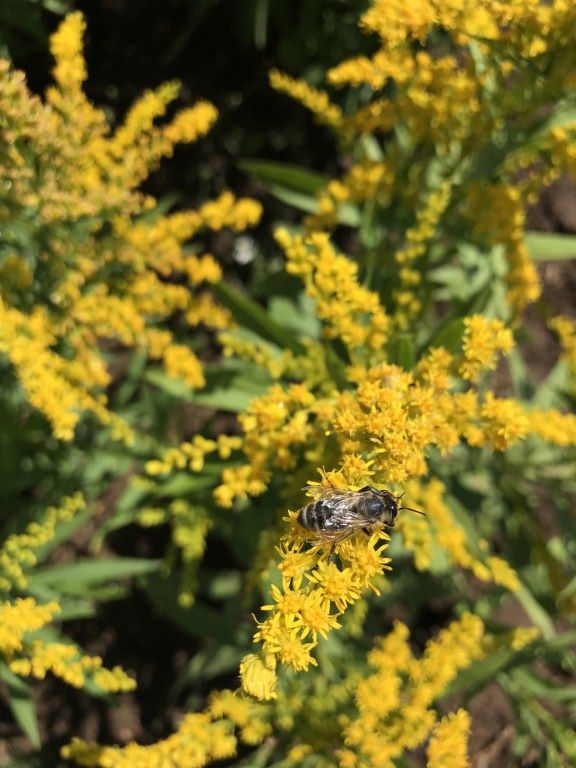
118,191,576,768
269,0,576,318
0,492,137,697
0,493,84,592
0,598,60,656
338,615,483,767
392,182,452,328
550,315,576,382
145,435,243,476
269,69,344,130
138,498,211,607
62,689,272,767
0,13,261,441
9,640,135,692
398,479,519,591
212,229,576,511
277,229,390,354
242,520,391,699
63,613,533,768
458,315,513,382
426,709,471,768
0,598,135,694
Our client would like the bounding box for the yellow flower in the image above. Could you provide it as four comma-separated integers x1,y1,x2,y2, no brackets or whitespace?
269,70,344,129
0,15,262,442
342,614,487,766
0,599,59,655
550,315,576,381
337,531,391,594
50,11,87,91
275,229,391,355
0,493,84,592
307,560,361,612
458,315,513,381
239,652,278,701
296,589,342,640
480,393,529,450
426,709,471,768
360,0,435,46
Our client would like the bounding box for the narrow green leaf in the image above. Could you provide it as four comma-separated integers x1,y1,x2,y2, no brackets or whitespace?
239,159,329,194
155,472,216,496
28,557,161,591
533,359,569,409
513,668,576,702
239,159,360,225
35,504,92,562
213,281,305,353
135,192,179,223
186,645,245,683
445,646,521,697
0,662,40,748
145,359,271,412
145,574,240,643
525,231,576,261
94,482,150,542
387,333,415,371
424,317,465,354
515,583,555,639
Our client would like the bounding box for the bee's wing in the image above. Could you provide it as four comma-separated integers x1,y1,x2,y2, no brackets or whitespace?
312,491,371,534
302,485,361,501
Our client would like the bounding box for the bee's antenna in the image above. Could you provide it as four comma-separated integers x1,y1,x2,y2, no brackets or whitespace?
400,506,426,517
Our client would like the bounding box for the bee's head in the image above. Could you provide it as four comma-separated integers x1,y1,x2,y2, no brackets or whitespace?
383,494,398,526
364,487,398,527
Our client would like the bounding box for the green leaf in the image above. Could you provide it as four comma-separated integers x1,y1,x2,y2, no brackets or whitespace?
155,472,216,497
186,644,244,683
145,574,242,643
515,582,555,639
240,159,329,195
0,662,40,748
94,481,150,542
34,504,92,563
239,159,360,225
513,668,576,702
534,360,570,409
28,557,161,594
387,333,415,371
213,281,305,353
525,231,576,261
145,364,270,413
268,294,320,337
424,317,465,354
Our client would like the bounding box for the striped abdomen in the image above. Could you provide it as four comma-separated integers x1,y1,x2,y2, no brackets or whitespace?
297,499,332,533
298,500,346,533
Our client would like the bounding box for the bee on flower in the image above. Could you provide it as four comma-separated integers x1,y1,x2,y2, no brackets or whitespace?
296,484,424,551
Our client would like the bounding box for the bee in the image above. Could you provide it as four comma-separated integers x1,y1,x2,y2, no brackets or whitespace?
297,485,423,548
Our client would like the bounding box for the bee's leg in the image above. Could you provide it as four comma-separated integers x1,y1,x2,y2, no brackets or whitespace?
362,527,370,536
327,530,355,561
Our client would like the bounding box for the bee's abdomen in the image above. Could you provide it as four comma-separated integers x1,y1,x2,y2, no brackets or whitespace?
297,501,327,532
